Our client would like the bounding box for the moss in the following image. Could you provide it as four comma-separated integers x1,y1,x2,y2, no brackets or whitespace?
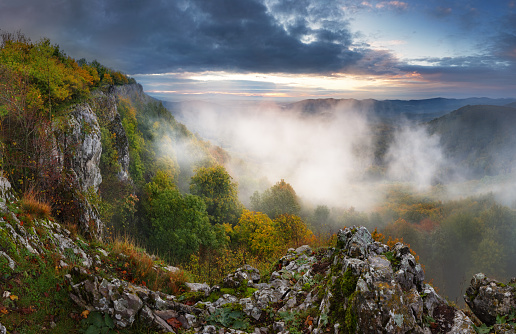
384,251,400,268
177,290,205,303
344,291,359,334
329,268,359,333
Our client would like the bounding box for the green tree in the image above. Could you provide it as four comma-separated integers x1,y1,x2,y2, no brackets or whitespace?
144,172,219,262
190,165,243,225
250,179,301,219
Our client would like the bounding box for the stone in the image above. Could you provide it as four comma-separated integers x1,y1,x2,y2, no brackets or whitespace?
185,282,211,295
272,321,285,332
0,251,15,270
154,309,179,321
422,284,445,316
337,226,374,259
223,265,261,288
465,273,516,325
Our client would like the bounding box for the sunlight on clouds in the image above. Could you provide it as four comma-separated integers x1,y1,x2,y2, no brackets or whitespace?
146,89,291,98
185,71,380,92
361,1,408,10
137,70,431,100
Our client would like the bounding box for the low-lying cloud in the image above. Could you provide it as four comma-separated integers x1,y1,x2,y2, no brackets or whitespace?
172,100,456,210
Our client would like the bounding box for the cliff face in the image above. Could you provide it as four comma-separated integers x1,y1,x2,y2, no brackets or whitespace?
48,89,131,240
90,90,130,182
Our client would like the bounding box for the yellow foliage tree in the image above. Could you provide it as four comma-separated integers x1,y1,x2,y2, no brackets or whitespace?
233,210,281,258
274,214,315,248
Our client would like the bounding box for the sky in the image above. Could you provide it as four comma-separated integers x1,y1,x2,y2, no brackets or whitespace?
1,0,515,101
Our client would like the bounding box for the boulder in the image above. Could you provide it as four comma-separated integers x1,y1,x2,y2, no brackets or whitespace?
465,273,516,325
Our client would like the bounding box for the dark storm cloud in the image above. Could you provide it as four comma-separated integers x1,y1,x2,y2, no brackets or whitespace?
0,0,362,74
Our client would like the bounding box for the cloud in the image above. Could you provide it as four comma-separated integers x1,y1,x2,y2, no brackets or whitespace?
492,13,516,61
385,123,444,189
172,99,381,209
2,0,514,98
358,0,408,11
0,0,364,74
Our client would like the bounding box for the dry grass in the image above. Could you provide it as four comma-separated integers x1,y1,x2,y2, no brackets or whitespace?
20,190,52,219
109,235,188,295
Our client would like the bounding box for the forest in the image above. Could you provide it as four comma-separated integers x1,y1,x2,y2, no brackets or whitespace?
1,31,515,331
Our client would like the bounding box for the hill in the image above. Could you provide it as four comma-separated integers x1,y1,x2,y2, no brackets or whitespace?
427,104,516,180
284,97,516,122
2,190,515,333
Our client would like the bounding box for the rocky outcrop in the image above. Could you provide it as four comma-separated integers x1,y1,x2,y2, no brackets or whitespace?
113,83,155,105
465,273,516,325
0,191,100,271
66,267,205,332
90,91,130,182
310,226,475,334
68,104,103,193
64,226,484,333
59,103,103,239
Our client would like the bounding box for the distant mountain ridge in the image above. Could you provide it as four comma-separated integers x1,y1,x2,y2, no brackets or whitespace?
283,97,516,121
164,97,516,127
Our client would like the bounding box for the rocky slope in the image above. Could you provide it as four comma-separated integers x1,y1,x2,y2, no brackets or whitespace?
1,182,514,334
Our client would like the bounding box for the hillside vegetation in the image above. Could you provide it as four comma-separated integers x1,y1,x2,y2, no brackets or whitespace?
1,32,516,333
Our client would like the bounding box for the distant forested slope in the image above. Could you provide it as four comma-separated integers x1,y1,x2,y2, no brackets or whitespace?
428,104,516,180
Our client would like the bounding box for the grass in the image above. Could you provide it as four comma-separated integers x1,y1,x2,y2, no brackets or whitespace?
103,235,188,295
0,207,188,332
19,190,52,220
0,243,79,333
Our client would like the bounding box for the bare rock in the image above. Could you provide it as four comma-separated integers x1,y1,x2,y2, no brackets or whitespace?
465,273,516,325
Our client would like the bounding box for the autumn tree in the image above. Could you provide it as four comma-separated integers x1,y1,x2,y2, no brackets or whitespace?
190,165,243,225
250,179,301,219
0,32,97,192
233,209,281,258
274,214,315,248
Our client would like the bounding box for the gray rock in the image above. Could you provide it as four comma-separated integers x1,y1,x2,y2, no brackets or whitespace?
422,284,445,315
201,325,218,333
273,321,285,332
154,309,179,321
66,268,205,332
185,282,211,295
0,176,13,204
337,226,374,259
465,273,516,325
68,104,103,193
214,294,239,307
449,310,476,333
0,251,15,270
295,245,312,255
223,265,261,288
